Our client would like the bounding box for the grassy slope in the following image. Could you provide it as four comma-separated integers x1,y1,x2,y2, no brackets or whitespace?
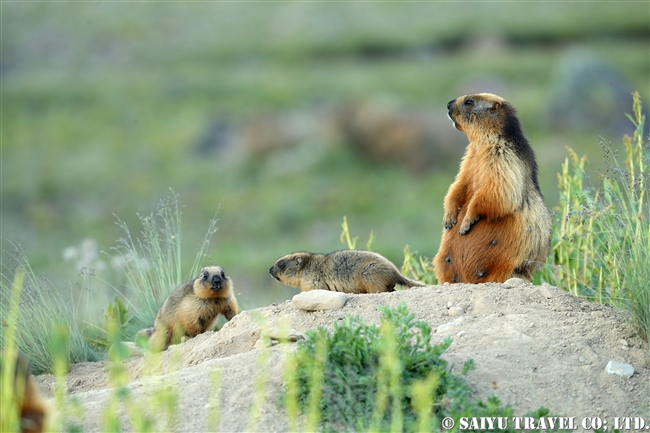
2,2,649,310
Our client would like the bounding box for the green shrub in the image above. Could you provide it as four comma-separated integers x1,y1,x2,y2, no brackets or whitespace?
287,304,561,432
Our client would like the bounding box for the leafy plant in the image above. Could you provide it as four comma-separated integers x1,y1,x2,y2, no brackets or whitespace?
287,304,561,432
84,297,133,350
340,215,374,250
401,245,438,285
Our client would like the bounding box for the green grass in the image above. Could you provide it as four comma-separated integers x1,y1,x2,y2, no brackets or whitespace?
0,245,103,375
541,92,649,345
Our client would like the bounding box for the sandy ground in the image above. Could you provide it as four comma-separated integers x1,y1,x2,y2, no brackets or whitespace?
35,282,649,432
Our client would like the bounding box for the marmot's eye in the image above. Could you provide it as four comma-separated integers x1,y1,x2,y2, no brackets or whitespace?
202,271,209,280
464,99,475,106
278,260,287,270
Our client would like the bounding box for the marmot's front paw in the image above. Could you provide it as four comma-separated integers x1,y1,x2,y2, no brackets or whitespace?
458,215,480,235
443,209,459,230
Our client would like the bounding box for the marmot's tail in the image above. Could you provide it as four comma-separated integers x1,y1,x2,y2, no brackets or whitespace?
136,327,154,339
397,275,426,288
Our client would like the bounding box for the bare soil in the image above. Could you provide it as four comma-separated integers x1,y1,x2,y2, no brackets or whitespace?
35,282,649,432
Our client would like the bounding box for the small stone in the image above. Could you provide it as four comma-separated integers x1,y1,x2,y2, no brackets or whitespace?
446,301,453,308
578,356,587,364
539,285,557,299
254,337,275,349
618,339,628,347
333,312,346,320
456,331,466,338
591,311,604,318
448,306,465,316
262,327,305,342
605,360,634,378
292,290,348,311
436,317,464,334
504,277,525,288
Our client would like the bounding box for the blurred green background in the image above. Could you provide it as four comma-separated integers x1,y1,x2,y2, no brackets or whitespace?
2,2,648,312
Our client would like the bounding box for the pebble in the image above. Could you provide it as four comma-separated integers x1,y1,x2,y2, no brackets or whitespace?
503,277,526,288
262,327,305,342
539,285,558,299
591,311,605,318
448,306,465,316
292,290,348,311
605,360,634,378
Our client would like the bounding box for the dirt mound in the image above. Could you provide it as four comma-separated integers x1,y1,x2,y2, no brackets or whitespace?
35,282,649,431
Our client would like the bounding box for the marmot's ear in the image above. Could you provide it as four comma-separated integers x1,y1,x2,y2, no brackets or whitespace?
295,257,302,265
491,101,501,112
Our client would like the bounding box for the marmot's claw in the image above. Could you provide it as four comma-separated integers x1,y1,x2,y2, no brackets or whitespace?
443,215,457,230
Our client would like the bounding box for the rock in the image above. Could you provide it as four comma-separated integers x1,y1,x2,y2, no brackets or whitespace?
605,360,634,378
436,317,464,334
448,306,465,316
109,341,143,359
504,278,526,288
292,290,348,311
539,285,558,299
254,338,275,349
262,327,305,342
472,296,494,313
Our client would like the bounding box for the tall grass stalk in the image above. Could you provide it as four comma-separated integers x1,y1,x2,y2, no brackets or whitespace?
305,333,326,432
543,91,649,343
207,367,222,431
0,270,24,433
111,189,220,331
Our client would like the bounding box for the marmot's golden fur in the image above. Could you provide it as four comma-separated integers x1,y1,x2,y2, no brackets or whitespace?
1,353,49,433
140,266,238,351
270,250,424,294
433,93,552,283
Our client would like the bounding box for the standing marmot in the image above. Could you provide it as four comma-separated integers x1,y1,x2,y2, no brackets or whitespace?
140,266,238,351
269,250,424,293
433,93,552,283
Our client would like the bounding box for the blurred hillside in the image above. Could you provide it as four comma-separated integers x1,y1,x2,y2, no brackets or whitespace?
2,2,648,311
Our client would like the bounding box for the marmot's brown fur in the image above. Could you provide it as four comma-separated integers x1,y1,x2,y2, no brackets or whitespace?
1,353,49,433
140,266,238,351
433,93,552,283
269,250,424,294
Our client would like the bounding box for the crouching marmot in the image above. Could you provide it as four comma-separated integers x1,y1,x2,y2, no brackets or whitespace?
139,266,238,351
269,250,424,293
433,93,552,284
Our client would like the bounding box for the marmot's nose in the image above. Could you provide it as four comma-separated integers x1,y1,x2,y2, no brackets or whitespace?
211,274,222,289
269,266,275,276
447,100,454,110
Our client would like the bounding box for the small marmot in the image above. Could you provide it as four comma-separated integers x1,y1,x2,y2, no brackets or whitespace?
1,352,49,433
433,93,552,284
140,266,238,351
269,250,424,294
